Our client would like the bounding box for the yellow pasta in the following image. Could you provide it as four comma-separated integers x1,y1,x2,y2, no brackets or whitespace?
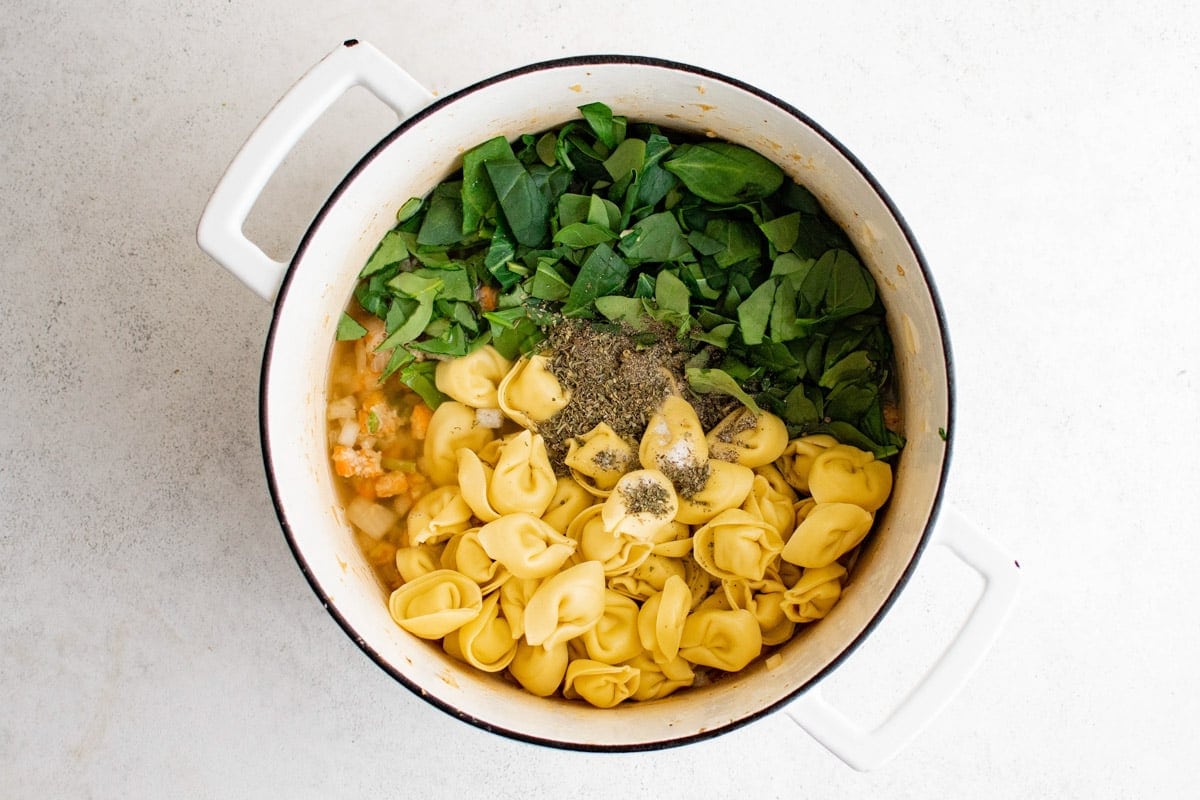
454,448,502,523
678,607,762,672
509,640,569,697
441,529,510,593
639,395,709,477
600,469,679,541
332,318,898,706
487,429,558,518
691,508,785,582
782,563,847,623
406,485,473,546
393,544,443,584
706,407,789,468
434,344,512,409
455,593,517,673
777,434,839,493
607,554,687,602
807,444,894,512
566,505,654,577
387,569,483,639
637,574,691,664
563,660,641,708
564,422,636,496
498,575,540,641
523,560,606,649
626,652,695,701
497,354,571,430
539,476,596,533
476,512,576,580
674,459,755,525
723,579,795,646
740,472,797,538
780,502,874,569
579,590,643,665
422,401,496,486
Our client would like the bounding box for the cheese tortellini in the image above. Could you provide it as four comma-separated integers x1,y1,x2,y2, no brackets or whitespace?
706,407,789,468
564,422,636,496
346,346,897,708
434,345,512,409
487,430,558,517
807,444,894,512
497,354,571,429
422,402,496,486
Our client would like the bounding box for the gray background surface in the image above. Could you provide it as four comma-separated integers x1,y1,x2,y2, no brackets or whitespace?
2,2,1197,797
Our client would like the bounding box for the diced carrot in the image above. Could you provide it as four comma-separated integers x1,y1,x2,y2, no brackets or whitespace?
354,478,376,500
331,446,358,478
477,283,499,312
409,402,434,440
375,471,410,498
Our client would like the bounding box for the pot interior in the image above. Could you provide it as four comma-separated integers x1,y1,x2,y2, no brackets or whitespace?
262,57,950,749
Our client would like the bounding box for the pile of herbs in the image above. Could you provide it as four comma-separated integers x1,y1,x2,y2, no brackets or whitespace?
337,102,904,458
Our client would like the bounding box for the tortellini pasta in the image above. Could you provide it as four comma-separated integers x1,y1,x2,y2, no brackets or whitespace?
678,607,762,672
388,569,482,639
740,472,797,538
807,444,894,512
456,593,517,672
487,430,558,517
394,544,443,583
626,652,695,701
639,395,709,479
497,354,571,429
579,590,643,665
601,469,679,541
637,574,691,664
782,563,846,623
539,476,596,533
692,508,785,582
498,576,540,641
777,434,839,493
723,579,795,646
434,345,512,409
566,505,654,576
422,402,496,486
509,640,569,697
406,485,473,546
674,459,755,525
706,407,789,468
441,529,510,593
455,448,501,523
523,560,606,649
563,660,641,708
564,422,636,496
348,339,896,707
477,512,576,580
780,502,874,569
607,554,687,601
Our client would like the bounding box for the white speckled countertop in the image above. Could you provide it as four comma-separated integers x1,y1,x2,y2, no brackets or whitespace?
3,2,1198,797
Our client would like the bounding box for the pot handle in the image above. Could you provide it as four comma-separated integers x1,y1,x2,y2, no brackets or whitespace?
783,505,1020,771
196,40,433,301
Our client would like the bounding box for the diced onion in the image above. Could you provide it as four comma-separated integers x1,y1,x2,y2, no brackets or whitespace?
337,419,360,447
327,395,358,420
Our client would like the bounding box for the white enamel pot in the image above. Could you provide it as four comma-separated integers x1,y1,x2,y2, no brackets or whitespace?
198,41,1019,770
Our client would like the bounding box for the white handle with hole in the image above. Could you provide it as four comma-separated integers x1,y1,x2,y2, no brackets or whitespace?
785,505,1020,771
197,40,433,301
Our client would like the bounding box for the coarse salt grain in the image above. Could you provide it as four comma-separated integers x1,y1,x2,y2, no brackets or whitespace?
475,408,504,428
